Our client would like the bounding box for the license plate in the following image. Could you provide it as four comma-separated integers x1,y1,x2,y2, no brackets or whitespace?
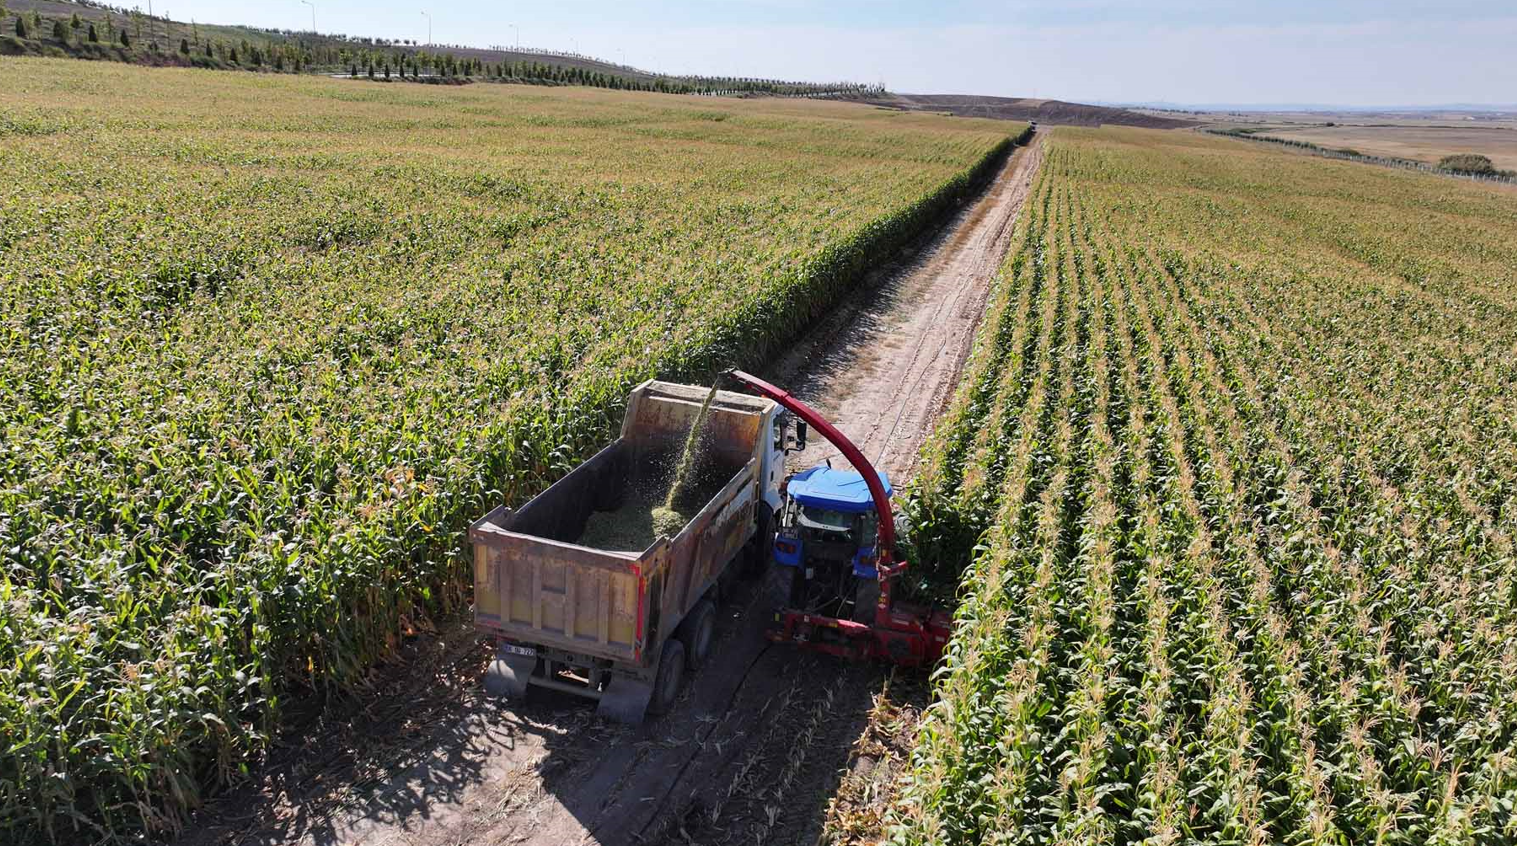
502,643,537,658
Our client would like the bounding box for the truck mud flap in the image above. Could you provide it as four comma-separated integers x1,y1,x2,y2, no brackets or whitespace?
596,677,654,723
484,648,537,700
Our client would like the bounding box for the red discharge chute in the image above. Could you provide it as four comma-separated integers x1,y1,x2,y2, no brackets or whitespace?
724,369,950,667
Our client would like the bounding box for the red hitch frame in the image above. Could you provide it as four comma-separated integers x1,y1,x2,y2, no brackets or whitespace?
725,370,952,667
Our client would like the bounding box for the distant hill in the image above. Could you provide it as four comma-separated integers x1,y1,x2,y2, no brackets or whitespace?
1,0,872,97
866,94,1197,128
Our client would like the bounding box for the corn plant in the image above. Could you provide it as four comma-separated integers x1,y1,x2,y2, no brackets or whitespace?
892,127,1517,845
0,57,1023,843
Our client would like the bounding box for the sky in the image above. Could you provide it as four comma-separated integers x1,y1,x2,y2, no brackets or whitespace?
160,0,1517,106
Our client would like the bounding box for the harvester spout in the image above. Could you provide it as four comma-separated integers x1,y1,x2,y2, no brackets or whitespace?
723,369,897,569
725,369,949,668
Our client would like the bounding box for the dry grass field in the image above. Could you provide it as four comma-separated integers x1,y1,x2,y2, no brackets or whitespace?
1262,123,1517,170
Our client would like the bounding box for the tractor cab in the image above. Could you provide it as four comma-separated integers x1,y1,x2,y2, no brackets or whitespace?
773,464,892,623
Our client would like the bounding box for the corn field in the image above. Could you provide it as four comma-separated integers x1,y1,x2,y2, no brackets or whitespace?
894,127,1517,845
0,58,1018,843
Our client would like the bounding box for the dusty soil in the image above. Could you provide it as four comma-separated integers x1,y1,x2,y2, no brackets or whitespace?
174,135,1044,846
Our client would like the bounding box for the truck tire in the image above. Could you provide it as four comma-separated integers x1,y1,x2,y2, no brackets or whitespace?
745,504,774,576
649,638,686,715
679,599,717,670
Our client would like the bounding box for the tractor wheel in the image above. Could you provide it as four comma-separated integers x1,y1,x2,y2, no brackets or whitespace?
763,562,797,610
679,599,717,670
648,638,686,715
853,578,880,624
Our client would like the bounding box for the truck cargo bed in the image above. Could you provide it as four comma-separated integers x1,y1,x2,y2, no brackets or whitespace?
472,383,772,655
471,444,750,665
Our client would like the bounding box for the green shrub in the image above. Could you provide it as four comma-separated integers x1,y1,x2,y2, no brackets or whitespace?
1437,153,1497,175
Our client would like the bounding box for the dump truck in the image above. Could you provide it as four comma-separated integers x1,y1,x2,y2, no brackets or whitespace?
469,379,805,722
470,371,951,723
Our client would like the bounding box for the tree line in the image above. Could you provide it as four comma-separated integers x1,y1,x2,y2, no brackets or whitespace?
2,3,881,99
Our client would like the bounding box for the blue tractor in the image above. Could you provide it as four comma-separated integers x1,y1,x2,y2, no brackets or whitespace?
771,463,893,624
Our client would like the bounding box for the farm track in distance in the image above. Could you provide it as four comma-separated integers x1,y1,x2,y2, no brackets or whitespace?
173,137,1044,846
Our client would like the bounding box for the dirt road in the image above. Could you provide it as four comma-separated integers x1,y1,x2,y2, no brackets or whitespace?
768,135,1044,481
177,134,1042,846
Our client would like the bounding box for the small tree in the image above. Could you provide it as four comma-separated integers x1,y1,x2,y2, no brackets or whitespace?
180,37,189,54
349,63,357,77
70,12,81,30
1438,153,1497,175
53,18,66,41
228,46,238,63
367,62,374,79
383,62,390,79
204,41,212,58
88,23,97,42
273,51,283,70
15,15,27,38
119,29,130,47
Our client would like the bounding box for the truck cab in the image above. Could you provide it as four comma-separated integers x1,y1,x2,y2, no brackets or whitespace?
772,464,892,623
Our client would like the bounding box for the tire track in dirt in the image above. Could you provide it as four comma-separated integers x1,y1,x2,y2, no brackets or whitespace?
767,133,1045,481
174,133,1043,846
649,133,1045,846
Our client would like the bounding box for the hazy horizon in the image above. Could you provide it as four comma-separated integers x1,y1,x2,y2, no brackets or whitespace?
152,0,1515,106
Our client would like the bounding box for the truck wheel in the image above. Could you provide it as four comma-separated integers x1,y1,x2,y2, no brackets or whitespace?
649,638,686,715
745,505,774,576
679,599,717,670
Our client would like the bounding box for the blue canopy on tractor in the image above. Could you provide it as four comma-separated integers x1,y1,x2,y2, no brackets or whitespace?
787,464,893,514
